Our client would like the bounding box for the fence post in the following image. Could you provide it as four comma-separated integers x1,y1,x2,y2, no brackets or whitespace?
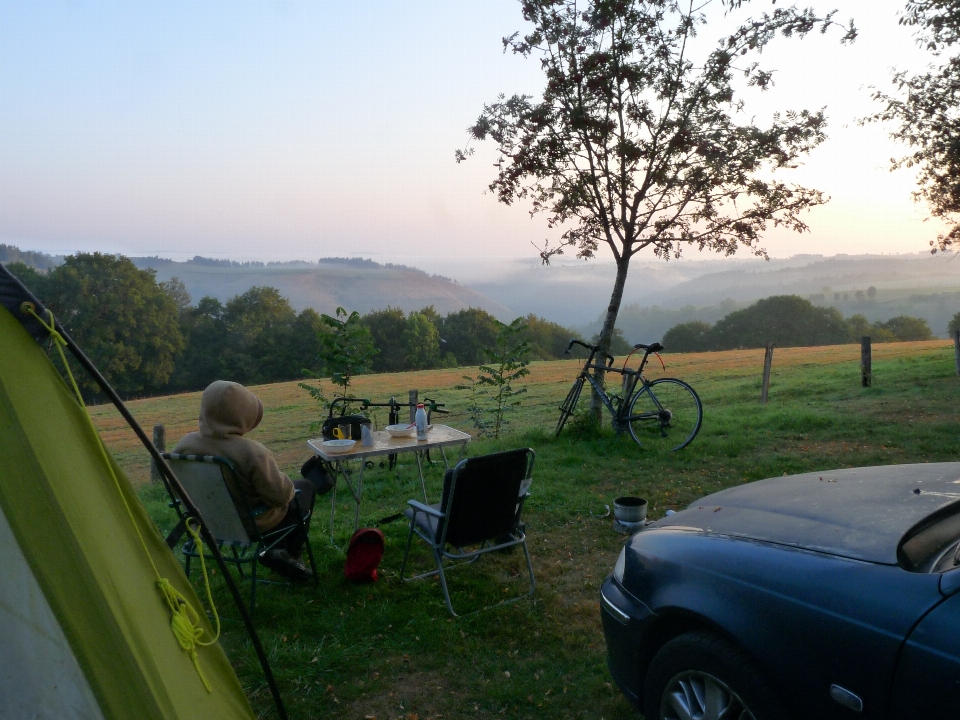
760,343,775,405
408,389,418,424
861,336,872,388
954,329,960,376
150,424,166,483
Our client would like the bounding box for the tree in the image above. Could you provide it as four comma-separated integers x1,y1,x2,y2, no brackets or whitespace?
845,313,873,342
709,295,848,349
663,320,713,352
461,317,532,439
591,327,633,355
402,312,442,369
160,277,192,314
168,296,229,391
878,315,933,341
440,308,502,365
220,287,302,385
867,1,960,251
459,0,854,414
521,313,582,358
948,310,960,336
37,253,184,398
301,307,377,410
361,307,408,372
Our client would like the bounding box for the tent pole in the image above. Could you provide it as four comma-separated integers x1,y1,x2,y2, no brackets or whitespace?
65,338,290,720
3,271,288,720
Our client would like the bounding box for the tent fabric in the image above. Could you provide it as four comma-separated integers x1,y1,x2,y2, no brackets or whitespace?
0,267,50,342
0,303,256,720
0,505,105,720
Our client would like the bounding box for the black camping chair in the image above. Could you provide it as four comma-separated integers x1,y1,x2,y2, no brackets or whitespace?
399,447,536,617
163,452,318,613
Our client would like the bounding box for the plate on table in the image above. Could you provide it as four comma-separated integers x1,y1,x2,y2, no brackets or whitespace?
385,424,416,438
322,439,356,454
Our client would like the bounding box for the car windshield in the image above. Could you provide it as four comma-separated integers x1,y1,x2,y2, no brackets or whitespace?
899,506,960,572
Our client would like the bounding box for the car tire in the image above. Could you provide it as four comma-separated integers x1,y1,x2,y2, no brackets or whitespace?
642,632,787,720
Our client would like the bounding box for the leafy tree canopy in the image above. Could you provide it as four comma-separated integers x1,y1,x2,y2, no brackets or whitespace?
709,295,849,349
460,0,855,376
26,253,185,398
664,296,934,351
662,320,713,353
361,307,408,372
867,0,960,251
877,315,933,341
521,313,584,359
402,312,442,370
438,308,502,366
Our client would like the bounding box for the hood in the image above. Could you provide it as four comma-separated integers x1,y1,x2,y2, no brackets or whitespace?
198,381,264,438
652,463,960,565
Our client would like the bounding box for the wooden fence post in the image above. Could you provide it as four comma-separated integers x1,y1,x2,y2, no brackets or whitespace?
760,343,775,405
861,336,872,388
150,424,166,483
954,329,960,376
408,389,418,424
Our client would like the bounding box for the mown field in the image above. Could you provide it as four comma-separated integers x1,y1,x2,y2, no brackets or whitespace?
93,339,960,719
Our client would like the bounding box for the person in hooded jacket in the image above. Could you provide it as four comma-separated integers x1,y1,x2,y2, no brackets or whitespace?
174,380,316,582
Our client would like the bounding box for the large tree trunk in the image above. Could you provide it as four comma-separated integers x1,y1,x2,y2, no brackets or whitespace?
590,255,631,420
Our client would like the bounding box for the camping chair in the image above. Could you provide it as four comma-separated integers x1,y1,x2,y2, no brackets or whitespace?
162,452,318,613
399,447,536,617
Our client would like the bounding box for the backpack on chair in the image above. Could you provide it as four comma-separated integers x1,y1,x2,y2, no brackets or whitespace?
300,455,336,495
344,528,385,583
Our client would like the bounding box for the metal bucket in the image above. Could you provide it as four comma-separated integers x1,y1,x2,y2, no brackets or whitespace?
613,496,648,523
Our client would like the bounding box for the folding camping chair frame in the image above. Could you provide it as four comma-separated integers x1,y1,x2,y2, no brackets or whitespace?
399,448,536,617
163,452,318,613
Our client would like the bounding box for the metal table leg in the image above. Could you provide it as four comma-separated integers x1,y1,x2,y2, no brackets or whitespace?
414,451,429,503
329,459,364,546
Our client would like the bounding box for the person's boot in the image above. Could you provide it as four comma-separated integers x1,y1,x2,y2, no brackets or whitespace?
260,548,313,583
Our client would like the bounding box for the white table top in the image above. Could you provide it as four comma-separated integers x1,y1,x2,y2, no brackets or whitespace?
307,424,471,462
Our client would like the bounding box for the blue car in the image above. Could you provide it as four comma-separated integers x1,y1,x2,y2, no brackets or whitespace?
601,463,960,720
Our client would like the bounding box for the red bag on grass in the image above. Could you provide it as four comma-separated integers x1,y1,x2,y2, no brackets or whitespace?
344,528,385,583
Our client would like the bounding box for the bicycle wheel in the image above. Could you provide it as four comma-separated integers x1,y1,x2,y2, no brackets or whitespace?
627,378,702,450
556,376,585,436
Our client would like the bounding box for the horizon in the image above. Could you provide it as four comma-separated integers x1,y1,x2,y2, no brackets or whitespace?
0,0,948,267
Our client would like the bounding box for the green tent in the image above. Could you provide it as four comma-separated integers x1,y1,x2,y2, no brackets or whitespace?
0,274,260,719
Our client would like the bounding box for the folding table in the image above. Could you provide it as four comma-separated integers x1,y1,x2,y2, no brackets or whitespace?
307,424,471,544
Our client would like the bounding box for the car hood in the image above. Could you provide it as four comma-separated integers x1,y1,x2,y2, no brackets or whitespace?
653,463,960,564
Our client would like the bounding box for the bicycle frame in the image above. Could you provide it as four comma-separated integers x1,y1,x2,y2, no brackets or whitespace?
558,339,702,449
571,341,684,434
571,342,657,430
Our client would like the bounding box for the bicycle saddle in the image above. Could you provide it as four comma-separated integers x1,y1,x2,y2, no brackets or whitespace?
633,342,664,353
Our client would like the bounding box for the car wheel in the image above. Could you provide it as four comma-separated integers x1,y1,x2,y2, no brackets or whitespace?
643,632,786,720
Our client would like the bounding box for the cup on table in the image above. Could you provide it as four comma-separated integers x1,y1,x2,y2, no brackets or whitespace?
334,423,352,440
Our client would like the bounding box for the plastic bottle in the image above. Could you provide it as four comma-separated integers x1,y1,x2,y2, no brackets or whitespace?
415,403,428,441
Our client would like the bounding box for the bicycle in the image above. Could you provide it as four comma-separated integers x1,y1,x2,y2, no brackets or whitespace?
555,339,703,450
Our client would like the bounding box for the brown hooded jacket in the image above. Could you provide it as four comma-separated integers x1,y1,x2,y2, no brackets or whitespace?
174,380,294,532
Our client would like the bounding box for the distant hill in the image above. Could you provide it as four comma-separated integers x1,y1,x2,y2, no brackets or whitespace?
129,255,514,319
0,244,62,270
0,247,514,319
469,252,960,329
593,254,960,342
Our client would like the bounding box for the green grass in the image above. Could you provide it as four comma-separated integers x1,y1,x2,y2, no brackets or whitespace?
120,341,960,719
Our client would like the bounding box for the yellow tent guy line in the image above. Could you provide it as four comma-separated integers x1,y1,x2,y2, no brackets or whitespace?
21,303,219,693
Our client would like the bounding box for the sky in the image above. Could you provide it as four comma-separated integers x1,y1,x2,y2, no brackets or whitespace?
0,0,946,275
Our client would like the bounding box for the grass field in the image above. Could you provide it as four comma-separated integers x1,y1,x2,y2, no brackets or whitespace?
93,339,960,719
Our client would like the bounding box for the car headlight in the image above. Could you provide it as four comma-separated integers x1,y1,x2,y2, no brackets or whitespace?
613,547,626,583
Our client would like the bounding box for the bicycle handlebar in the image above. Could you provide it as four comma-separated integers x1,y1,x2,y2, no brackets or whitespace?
329,396,449,416
564,339,591,354
563,339,614,367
